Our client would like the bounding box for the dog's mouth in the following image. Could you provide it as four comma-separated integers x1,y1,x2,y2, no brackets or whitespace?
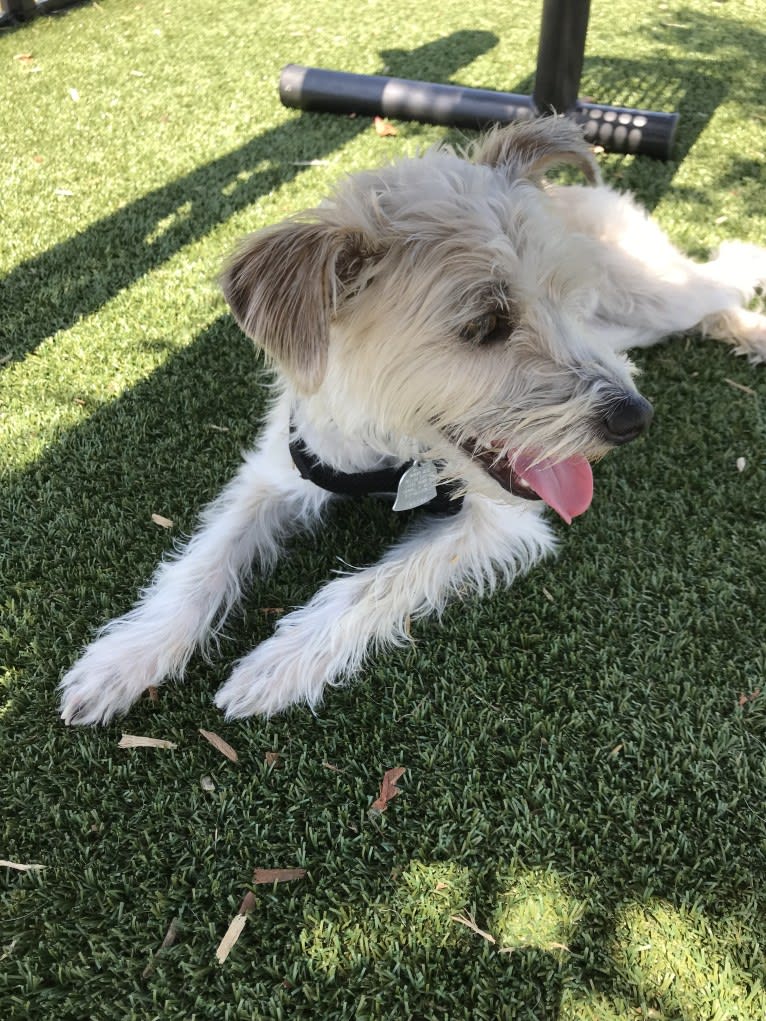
463,442,594,524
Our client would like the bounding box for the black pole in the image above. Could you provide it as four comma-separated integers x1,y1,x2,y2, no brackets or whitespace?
533,0,591,113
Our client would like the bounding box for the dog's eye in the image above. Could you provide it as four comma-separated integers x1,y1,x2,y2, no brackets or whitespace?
460,312,507,345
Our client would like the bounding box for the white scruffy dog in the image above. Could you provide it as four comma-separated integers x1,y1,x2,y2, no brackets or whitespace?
59,117,766,724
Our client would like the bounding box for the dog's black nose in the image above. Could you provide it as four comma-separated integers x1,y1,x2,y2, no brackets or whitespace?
600,393,654,445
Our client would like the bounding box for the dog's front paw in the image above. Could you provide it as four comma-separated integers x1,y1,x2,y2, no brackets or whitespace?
59,632,163,726
214,633,341,719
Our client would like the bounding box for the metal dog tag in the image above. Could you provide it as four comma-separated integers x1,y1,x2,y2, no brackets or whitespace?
393,461,439,512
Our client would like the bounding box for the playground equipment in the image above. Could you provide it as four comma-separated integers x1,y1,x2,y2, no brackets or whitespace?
279,0,678,159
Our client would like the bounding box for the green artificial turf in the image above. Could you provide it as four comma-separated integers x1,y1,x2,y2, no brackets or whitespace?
2,0,765,1017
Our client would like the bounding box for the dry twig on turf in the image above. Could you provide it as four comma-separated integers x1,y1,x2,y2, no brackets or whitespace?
199,728,239,762
215,892,256,964
253,868,306,884
451,914,497,945
142,918,180,979
118,734,177,750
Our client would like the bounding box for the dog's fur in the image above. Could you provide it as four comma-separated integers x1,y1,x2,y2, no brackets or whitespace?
59,118,766,724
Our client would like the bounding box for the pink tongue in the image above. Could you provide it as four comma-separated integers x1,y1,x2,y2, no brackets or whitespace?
513,453,593,525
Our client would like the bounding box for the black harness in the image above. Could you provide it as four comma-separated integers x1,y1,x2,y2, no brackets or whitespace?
289,434,464,516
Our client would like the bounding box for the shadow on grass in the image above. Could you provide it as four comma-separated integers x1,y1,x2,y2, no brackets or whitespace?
4,3,765,363
294,859,764,1017
0,314,413,720
0,0,92,35
2,12,766,1014
0,30,498,364
598,5,766,200
2,317,765,1016
581,54,728,202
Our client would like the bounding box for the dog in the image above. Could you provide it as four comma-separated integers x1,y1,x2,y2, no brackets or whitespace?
59,117,766,725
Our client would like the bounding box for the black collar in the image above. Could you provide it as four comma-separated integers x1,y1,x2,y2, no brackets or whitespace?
289,433,464,516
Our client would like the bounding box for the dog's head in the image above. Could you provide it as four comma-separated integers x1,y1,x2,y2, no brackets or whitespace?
222,117,652,522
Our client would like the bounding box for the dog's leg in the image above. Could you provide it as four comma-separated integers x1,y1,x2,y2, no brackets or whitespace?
59,400,331,725
587,239,766,362
698,306,766,363
686,241,766,363
213,497,554,718
554,186,766,361
692,241,766,362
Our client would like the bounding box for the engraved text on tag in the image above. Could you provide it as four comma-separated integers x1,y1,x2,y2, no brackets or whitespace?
393,461,439,512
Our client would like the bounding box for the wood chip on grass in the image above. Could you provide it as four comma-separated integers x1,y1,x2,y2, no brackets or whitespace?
724,377,756,397
1,860,46,872
118,734,177,750
199,728,238,763
373,115,398,137
451,913,570,955
142,918,180,979
738,688,760,707
215,892,257,964
451,913,496,945
216,871,306,963
370,766,406,812
253,868,306,885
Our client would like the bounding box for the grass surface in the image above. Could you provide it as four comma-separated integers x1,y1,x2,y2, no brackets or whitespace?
2,0,766,1017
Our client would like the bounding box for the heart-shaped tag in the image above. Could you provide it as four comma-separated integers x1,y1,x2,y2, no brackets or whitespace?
392,461,439,512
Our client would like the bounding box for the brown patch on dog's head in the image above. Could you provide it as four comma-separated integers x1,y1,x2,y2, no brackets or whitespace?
221,221,368,394
472,117,600,186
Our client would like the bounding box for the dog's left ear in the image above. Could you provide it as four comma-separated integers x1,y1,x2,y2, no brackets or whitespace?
221,220,367,394
473,117,600,186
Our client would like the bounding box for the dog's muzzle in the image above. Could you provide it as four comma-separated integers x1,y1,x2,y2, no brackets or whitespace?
597,392,654,446
460,390,653,525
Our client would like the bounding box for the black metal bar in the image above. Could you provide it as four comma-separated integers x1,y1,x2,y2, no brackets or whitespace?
576,102,678,159
279,65,679,159
280,64,536,130
533,0,591,113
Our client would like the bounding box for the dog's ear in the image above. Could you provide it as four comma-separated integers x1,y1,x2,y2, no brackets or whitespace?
221,220,366,394
473,117,600,186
